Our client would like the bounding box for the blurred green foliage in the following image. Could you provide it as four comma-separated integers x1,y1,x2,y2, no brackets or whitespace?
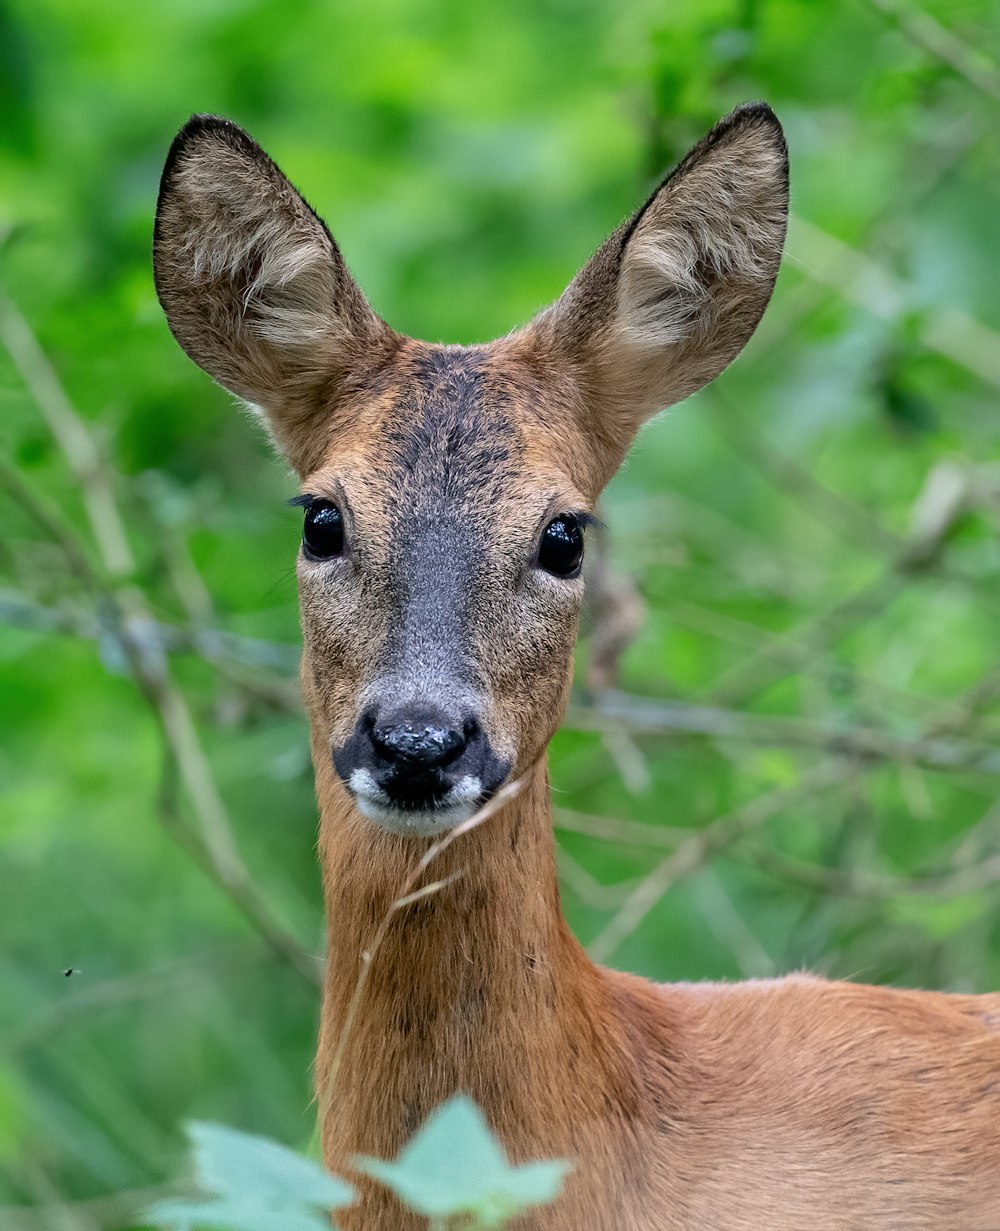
3,0,1000,1227
149,1097,565,1230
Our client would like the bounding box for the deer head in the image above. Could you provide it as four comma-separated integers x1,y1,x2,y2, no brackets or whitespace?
153,105,788,838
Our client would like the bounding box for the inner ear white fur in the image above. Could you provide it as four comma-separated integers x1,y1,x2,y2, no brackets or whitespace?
616,228,710,348
176,164,341,349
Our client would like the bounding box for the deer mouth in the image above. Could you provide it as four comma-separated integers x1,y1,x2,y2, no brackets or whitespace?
345,767,491,837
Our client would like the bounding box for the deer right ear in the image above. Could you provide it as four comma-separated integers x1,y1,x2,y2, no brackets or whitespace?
153,115,394,475
528,103,788,467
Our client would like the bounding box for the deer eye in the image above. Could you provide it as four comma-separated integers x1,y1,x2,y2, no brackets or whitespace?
302,500,345,560
537,514,584,578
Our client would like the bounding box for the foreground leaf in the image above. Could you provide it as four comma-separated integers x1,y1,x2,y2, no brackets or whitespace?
149,1195,333,1231
149,1122,353,1231
354,1095,570,1226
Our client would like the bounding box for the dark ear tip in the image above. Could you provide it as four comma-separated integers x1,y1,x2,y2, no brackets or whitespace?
155,115,242,280
160,113,259,186
703,101,788,194
155,113,270,253
728,100,782,128
177,112,242,139
715,101,787,154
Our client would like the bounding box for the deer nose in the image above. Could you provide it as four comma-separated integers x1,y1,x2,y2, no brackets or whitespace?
371,711,470,770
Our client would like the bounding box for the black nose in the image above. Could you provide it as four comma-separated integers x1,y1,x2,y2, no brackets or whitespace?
332,702,510,819
371,711,470,770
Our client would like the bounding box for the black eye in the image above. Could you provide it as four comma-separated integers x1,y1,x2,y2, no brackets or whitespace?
537,514,584,578
302,500,345,560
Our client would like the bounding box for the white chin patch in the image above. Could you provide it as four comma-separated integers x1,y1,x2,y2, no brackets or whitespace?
348,769,483,838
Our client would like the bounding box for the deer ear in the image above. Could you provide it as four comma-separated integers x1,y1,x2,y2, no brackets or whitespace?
531,103,788,453
153,115,394,474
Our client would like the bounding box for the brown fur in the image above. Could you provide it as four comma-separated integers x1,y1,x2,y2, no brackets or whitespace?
154,105,1000,1229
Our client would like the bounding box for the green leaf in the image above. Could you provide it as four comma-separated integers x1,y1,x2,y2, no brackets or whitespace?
186,1122,353,1209
148,1122,353,1231
354,1095,571,1226
149,1195,333,1231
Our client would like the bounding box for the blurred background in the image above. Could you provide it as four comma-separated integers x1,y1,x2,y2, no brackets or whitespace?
3,0,1000,1226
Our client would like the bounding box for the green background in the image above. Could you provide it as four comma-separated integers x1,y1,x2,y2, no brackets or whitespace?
3,0,1000,1225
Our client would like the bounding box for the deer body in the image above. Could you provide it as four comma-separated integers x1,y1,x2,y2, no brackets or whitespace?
154,105,1000,1228
315,755,1000,1230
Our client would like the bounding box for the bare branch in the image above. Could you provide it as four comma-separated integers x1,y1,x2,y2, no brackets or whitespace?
700,458,974,707
568,690,1000,776
1,301,319,987
752,110,983,364
788,215,1000,390
556,847,639,911
4,944,264,1056
583,518,646,691
554,806,690,849
733,841,1000,902
865,0,1000,102
0,289,133,577
0,590,301,677
586,761,851,963
707,392,900,553
692,870,776,978
0,1185,181,1231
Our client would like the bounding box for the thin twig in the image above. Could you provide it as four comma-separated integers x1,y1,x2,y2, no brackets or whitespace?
319,777,525,1117
0,591,301,676
4,944,264,1056
691,870,776,978
788,214,1000,390
556,848,639,911
568,690,1000,775
153,747,320,984
554,806,691,849
0,461,101,590
648,591,976,729
707,392,900,553
865,0,1000,101
751,110,982,363
0,1185,182,1231
702,566,903,707
586,761,854,963
0,288,134,577
733,842,1000,902
699,459,971,708
0,295,318,986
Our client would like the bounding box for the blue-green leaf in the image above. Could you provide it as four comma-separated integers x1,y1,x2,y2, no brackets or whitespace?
149,1195,333,1231
185,1122,353,1209
354,1095,570,1225
148,1122,353,1231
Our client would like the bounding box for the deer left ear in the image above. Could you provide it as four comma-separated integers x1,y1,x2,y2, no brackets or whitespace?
530,102,788,455
154,114,396,475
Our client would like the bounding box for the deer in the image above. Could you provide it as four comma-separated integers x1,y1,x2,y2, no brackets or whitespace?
153,104,1000,1230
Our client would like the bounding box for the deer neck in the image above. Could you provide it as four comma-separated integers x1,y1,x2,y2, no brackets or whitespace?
314,755,627,1165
